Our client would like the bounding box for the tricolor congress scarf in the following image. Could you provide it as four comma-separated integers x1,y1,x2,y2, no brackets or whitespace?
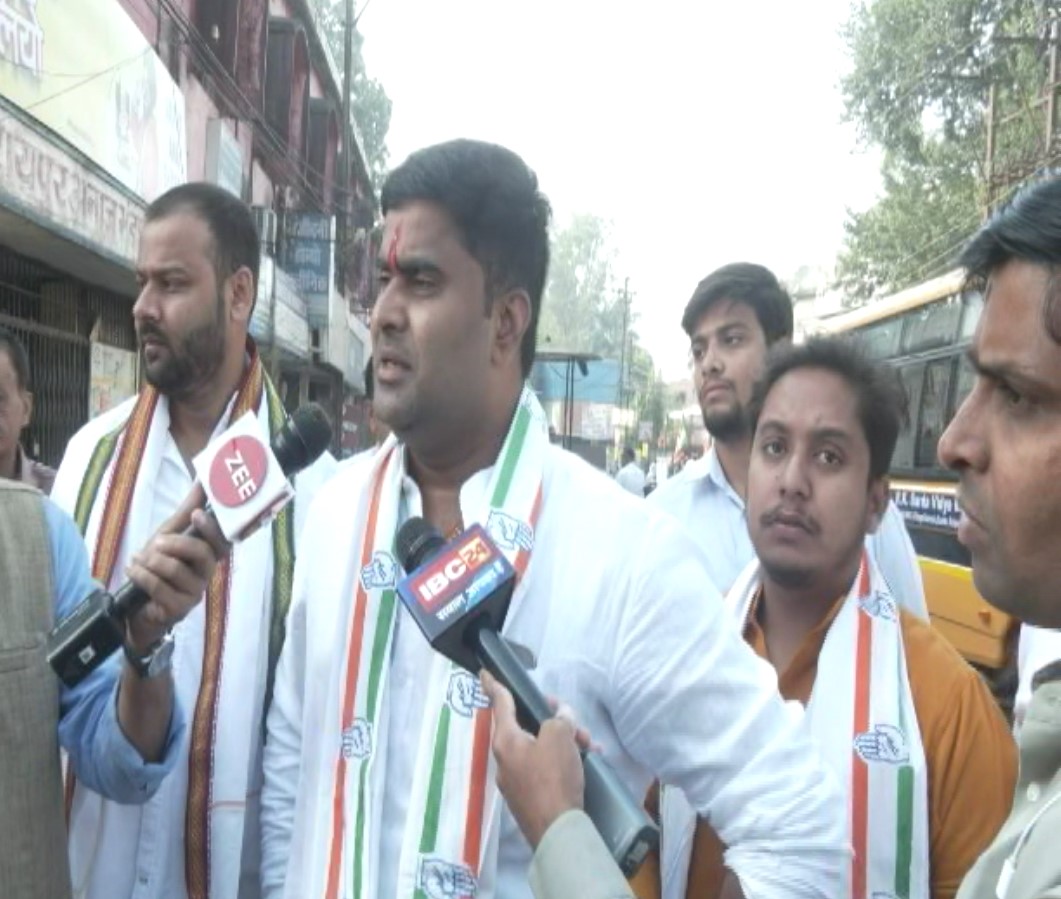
309,385,548,899
727,551,930,899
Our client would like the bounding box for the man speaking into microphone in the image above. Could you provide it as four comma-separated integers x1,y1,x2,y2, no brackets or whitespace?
51,183,337,899
261,140,847,899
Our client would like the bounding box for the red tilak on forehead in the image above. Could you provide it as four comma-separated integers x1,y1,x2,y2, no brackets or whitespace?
386,224,402,272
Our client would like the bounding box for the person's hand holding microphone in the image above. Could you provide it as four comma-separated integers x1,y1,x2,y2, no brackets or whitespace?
480,670,594,849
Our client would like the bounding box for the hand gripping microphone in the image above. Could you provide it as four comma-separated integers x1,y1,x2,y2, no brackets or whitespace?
395,518,659,878
47,403,333,688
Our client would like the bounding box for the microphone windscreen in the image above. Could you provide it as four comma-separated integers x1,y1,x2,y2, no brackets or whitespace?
275,403,333,475
396,516,446,572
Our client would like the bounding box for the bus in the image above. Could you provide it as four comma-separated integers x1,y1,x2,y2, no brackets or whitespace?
821,270,1018,705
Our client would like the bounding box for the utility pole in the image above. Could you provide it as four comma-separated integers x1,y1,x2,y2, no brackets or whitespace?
984,81,997,219
1046,15,1060,164
341,0,356,196
338,0,357,300
616,278,631,444
983,10,1061,212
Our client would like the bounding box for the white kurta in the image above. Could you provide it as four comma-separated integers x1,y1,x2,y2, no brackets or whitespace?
52,392,337,899
615,462,646,496
649,445,928,616
261,444,850,899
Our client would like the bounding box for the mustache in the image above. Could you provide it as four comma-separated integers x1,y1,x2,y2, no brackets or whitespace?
701,379,735,393
374,341,410,362
137,325,168,346
761,506,820,535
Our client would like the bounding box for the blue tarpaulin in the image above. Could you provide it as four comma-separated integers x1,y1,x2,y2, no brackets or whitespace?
531,358,621,404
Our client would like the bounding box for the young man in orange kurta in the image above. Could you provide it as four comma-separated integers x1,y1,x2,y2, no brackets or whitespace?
655,339,1016,899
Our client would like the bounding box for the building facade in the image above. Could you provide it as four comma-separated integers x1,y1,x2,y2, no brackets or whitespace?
0,0,377,464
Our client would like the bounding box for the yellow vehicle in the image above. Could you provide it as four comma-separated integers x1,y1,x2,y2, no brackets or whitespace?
822,270,1018,705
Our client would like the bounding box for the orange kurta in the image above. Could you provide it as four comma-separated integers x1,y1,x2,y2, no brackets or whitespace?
639,596,1018,899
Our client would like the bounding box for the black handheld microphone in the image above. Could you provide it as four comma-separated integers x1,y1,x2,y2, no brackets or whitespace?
395,517,659,878
47,403,333,688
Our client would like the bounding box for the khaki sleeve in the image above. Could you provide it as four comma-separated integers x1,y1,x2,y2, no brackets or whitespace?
923,660,1019,899
529,810,637,899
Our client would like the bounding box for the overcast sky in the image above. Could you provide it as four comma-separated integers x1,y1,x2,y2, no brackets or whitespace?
359,0,882,379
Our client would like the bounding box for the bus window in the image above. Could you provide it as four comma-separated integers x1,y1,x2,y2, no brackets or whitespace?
916,358,953,468
949,354,976,419
901,298,963,354
894,363,924,470
959,289,984,339
857,317,903,360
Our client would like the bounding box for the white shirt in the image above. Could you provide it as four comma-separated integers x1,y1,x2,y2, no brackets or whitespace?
615,461,646,496
261,444,849,899
649,445,928,616
340,446,381,469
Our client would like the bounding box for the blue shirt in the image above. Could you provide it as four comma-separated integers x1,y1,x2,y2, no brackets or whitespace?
44,498,185,802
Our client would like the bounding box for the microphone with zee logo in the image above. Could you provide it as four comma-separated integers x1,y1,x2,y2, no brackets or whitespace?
395,517,659,878
47,403,332,687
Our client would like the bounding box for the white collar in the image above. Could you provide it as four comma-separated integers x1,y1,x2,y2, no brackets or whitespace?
704,445,744,509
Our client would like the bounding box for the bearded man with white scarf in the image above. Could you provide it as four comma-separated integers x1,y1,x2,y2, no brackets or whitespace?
52,183,336,899
260,139,849,899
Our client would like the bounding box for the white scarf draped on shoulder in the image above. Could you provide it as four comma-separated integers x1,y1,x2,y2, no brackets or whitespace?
661,552,929,899
53,351,298,899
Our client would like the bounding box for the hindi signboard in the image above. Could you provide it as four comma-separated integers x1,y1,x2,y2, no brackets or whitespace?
283,212,334,327
0,0,186,201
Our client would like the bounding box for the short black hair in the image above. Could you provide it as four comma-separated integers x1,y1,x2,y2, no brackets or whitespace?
364,356,374,401
145,182,261,299
748,337,907,481
960,175,1061,344
681,263,793,345
0,326,30,391
622,446,635,464
381,139,552,377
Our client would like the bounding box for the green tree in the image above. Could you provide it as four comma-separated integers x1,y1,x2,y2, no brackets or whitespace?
838,0,1047,298
313,1,393,189
538,214,633,358
628,351,666,445
836,145,981,300
537,214,671,446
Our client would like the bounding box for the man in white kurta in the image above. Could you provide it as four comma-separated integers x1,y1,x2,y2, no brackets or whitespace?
262,429,849,899
52,183,336,899
260,140,847,899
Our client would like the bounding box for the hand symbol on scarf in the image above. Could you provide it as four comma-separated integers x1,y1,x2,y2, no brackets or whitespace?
419,857,478,899
448,671,491,718
361,550,397,590
853,723,909,765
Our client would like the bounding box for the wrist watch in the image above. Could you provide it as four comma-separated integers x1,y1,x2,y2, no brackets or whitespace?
123,631,176,679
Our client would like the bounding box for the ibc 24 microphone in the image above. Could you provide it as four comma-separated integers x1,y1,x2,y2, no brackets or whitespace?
47,403,332,688
395,517,659,878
